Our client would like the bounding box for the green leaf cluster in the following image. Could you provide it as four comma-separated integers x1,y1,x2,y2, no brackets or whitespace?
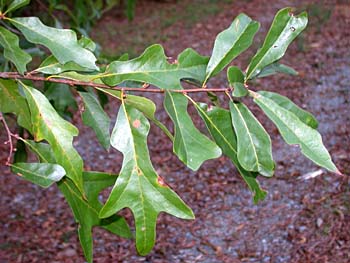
0,2,341,262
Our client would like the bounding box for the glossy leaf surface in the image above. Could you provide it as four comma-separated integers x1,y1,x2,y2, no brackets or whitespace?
58,173,131,263
227,66,248,97
100,102,194,255
194,101,267,203
25,140,131,263
230,101,274,177
102,45,208,88
205,13,259,83
35,36,97,74
9,17,98,70
258,91,318,129
21,82,84,193
246,8,308,80
96,88,173,140
3,0,29,14
35,55,92,74
0,79,32,132
0,26,32,74
255,63,298,78
79,91,111,150
164,92,222,171
254,93,338,173
11,162,65,188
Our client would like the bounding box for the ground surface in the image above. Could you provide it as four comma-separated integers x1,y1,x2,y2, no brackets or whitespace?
1,0,350,262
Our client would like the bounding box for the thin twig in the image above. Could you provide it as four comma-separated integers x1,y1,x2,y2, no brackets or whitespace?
0,72,233,94
0,20,21,35
0,112,14,166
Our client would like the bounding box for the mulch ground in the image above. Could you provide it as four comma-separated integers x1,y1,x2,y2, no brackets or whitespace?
1,0,349,262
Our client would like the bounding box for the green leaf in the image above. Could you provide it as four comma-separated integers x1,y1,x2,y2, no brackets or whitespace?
255,63,298,78
102,45,209,89
193,101,267,203
96,88,173,141
100,102,194,255
258,91,318,129
8,17,98,70
0,79,32,132
79,91,111,150
24,139,131,263
205,13,259,83
11,162,66,188
229,101,274,177
246,8,308,80
164,92,221,171
254,93,339,173
35,36,97,74
25,140,56,163
58,173,131,263
35,55,93,74
58,71,104,84
0,26,32,74
3,0,30,14
45,83,77,113
126,0,136,21
14,138,27,163
20,82,84,193
78,36,96,52
227,66,248,97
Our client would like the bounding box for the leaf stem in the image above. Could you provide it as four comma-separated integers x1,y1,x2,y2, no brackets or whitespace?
0,112,17,166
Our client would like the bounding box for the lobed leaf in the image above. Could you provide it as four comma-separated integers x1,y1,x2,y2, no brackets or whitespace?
11,162,65,188
193,101,267,203
0,26,32,74
254,93,339,173
20,82,84,193
0,79,32,132
101,45,209,89
100,102,194,255
258,91,318,129
79,91,111,150
246,7,308,80
229,101,274,177
25,140,131,263
8,16,98,70
205,13,259,83
58,173,131,263
164,91,222,171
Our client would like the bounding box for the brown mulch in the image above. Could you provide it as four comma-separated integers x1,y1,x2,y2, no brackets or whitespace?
1,0,350,262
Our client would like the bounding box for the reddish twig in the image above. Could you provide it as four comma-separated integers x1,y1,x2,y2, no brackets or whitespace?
0,112,15,166
0,72,233,94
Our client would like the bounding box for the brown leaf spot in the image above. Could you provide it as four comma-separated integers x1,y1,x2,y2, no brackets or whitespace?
17,173,23,177
157,176,168,187
135,167,142,176
132,119,141,129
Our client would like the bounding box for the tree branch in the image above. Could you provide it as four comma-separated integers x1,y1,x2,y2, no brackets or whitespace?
0,72,233,94
0,112,15,166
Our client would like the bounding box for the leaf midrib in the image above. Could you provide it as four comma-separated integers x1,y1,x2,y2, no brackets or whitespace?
232,102,260,171
207,18,252,78
24,85,81,187
246,16,293,80
256,96,330,164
